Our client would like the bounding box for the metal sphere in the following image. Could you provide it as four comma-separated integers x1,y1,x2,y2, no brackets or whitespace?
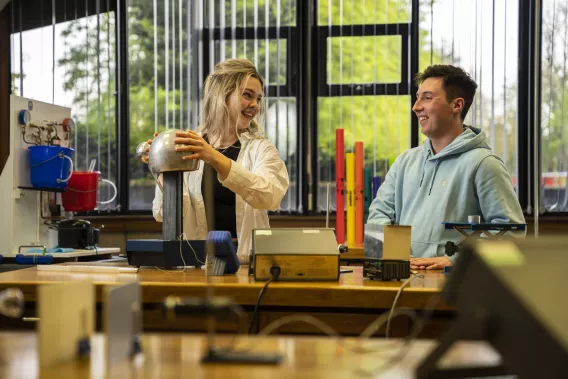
136,141,150,164
148,129,200,173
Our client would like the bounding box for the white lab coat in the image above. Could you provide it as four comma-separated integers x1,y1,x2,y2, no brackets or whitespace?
152,132,289,262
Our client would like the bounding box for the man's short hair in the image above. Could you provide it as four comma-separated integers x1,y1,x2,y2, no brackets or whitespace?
415,65,478,121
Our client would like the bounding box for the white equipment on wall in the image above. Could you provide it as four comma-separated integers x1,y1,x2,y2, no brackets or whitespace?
0,96,119,259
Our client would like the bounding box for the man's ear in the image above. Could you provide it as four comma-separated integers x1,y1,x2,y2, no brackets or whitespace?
453,98,465,116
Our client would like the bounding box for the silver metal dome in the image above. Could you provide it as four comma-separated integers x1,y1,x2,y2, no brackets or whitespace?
135,141,150,164
147,128,201,173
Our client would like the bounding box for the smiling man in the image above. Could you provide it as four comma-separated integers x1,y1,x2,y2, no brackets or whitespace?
367,65,525,270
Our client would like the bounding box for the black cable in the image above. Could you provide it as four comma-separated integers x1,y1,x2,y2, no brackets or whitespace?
248,266,281,334
248,278,273,335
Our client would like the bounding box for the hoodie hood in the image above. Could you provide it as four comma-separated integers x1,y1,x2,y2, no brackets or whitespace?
419,125,492,194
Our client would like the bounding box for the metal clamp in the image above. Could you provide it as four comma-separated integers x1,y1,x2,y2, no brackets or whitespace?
18,245,47,255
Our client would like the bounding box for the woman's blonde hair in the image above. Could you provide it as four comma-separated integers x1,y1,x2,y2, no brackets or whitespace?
199,59,265,146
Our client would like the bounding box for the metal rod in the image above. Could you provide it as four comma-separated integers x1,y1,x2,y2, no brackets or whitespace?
373,0,377,172
97,0,101,172
19,0,23,94
219,0,225,61
276,0,281,151
154,0,158,132
491,0,495,147
243,0,247,56
172,0,176,129
85,0,89,169
179,0,183,128
410,0,420,148
264,0,270,129
166,0,170,129
52,0,55,103
187,0,191,129
329,0,333,193
350,0,354,150
479,0,483,130
473,0,478,127
534,0,542,236
451,0,455,63
107,0,112,204
340,0,343,151
231,0,236,58
254,0,258,67
208,0,215,73
430,0,433,65
74,0,78,163
503,0,507,167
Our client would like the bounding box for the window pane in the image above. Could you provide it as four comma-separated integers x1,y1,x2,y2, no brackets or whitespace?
419,0,519,193
541,0,568,212
318,0,410,26
207,0,296,27
265,98,297,212
317,96,410,212
216,39,287,86
327,36,401,84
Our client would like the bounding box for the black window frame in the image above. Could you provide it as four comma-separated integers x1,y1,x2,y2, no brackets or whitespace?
315,23,411,98
310,0,418,214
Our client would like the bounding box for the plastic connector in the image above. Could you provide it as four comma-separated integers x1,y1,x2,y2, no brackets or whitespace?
270,266,281,280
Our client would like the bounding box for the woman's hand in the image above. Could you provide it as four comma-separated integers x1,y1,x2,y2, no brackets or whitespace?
174,130,219,164
174,130,232,180
145,131,159,152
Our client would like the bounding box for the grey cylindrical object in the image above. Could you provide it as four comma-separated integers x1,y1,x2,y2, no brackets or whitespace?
468,215,481,223
162,171,183,241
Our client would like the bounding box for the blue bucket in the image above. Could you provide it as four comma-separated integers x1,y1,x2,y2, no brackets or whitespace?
28,146,75,189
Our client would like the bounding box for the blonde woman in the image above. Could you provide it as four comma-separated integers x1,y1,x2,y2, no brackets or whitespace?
151,59,290,263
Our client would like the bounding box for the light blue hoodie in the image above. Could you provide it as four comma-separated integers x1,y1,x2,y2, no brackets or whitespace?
367,126,525,263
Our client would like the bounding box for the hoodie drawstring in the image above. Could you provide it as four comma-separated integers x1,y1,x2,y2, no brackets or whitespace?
428,160,441,195
419,151,430,187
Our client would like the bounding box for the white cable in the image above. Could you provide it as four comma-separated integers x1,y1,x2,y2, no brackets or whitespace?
259,314,341,338
355,293,443,377
183,232,205,265
231,307,418,356
385,274,423,339
178,233,187,272
360,307,418,339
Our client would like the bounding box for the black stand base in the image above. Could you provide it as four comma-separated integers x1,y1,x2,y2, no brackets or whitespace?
416,314,510,379
126,239,206,269
201,348,283,365
363,259,411,281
